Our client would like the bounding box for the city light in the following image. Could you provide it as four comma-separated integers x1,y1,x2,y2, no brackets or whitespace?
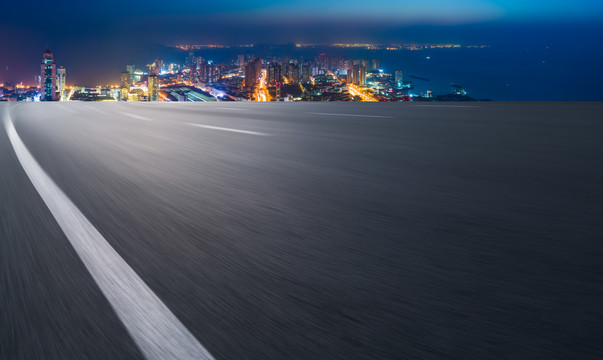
1,45,482,102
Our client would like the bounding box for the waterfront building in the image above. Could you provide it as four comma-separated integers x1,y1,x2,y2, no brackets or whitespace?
372,58,380,70
395,70,404,89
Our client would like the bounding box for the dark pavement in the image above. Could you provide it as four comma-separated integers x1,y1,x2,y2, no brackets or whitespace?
1,102,603,359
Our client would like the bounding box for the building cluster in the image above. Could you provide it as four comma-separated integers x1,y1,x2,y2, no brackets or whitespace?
238,54,413,102
0,48,68,102
1,47,477,102
109,51,425,102
40,48,67,101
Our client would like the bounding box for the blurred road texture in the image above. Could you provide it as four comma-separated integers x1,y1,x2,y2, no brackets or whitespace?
1,102,602,359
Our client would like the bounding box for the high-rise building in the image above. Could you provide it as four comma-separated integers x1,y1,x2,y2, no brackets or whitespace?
148,74,158,101
127,64,135,85
120,71,130,101
352,64,366,86
359,66,366,86
267,61,282,85
372,58,380,70
328,56,339,71
301,64,311,83
395,70,404,89
153,58,163,75
361,58,369,68
57,66,66,101
237,54,245,67
189,64,197,83
245,58,262,89
186,52,195,66
348,62,366,86
41,48,58,101
289,63,300,83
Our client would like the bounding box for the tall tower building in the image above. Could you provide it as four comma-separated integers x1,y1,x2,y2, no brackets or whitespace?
395,70,404,89
359,65,366,86
57,66,66,101
351,64,366,86
120,71,130,101
372,58,380,70
189,64,197,83
127,64,135,85
41,48,58,101
244,58,262,89
267,61,282,85
148,74,158,101
301,64,311,83
153,58,163,75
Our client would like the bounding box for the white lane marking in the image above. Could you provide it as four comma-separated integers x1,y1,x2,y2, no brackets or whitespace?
118,111,152,121
412,105,479,108
4,112,214,360
308,112,391,118
216,107,244,111
188,123,269,136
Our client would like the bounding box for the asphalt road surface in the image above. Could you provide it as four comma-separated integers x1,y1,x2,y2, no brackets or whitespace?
1,102,602,359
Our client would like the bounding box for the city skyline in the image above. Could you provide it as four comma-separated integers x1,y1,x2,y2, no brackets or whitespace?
0,0,602,100
1,0,602,86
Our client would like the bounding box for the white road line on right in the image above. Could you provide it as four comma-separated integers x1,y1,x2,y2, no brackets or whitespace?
188,123,270,136
118,111,152,121
217,107,244,111
308,112,391,118
4,111,215,360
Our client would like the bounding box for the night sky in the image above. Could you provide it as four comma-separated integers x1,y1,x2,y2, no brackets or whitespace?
1,0,602,89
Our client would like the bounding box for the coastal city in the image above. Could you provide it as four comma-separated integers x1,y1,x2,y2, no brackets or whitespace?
0,44,484,103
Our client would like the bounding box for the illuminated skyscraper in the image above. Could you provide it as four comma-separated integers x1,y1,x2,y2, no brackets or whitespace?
372,58,380,70
127,64,135,85
186,52,195,66
41,48,58,101
120,71,130,101
245,58,262,89
148,74,158,101
189,64,197,83
57,66,66,101
359,66,366,86
395,70,404,89
352,64,366,86
267,61,282,85
153,58,163,74
300,63,311,83
289,63,300,83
